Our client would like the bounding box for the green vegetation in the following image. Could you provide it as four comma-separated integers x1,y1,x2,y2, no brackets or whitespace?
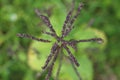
0,0,120,80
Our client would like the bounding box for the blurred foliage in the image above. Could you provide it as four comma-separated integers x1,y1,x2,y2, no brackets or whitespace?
0,0,120,80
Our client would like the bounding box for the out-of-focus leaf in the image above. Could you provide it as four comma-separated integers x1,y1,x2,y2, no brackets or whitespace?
18,51,27,62
23,70,34,80
90,28,107,50
0,32,5,46
28,40,53,71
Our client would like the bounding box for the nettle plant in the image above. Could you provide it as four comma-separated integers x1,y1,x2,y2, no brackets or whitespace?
17,1,103,80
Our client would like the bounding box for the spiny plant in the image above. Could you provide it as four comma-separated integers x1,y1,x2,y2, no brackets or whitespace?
17,0,103,80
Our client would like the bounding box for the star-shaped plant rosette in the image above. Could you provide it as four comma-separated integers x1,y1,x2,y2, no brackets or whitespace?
17,1,103,80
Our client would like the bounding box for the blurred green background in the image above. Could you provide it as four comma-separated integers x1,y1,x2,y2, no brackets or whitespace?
0,0,120,80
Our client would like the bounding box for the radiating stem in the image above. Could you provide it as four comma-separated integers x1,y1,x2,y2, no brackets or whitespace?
17,33,51,42
45,46,60,80
63,45,79,67
35,9,57,37
76,38,103,44
42,43,58,69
